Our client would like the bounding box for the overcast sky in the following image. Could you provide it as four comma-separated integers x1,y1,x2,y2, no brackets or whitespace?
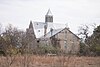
0,0,100,34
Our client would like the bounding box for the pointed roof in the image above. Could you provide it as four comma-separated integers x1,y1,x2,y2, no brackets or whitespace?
29,20,33,29
46,9,53,16
27,20,36,38
40,27,80,39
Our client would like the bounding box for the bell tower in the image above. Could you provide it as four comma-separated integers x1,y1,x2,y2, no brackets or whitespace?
44,9,53,36
45,9,53,22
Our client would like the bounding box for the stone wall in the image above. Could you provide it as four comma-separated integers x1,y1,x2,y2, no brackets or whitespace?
50,28,80,54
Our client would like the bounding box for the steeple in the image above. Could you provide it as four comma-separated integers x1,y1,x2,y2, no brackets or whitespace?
45,9,53,22
46,9,53,16
29,20,33,29
26,20,36,50
44,9,53,36
27,20,36,38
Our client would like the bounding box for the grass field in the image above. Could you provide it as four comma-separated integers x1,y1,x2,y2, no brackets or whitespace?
0,55,100,67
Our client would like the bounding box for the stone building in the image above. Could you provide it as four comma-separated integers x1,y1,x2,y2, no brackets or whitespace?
39,28,80,54
27,9,80,54
26,21,37,51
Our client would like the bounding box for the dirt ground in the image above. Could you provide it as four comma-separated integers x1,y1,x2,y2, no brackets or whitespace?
0,55,100,67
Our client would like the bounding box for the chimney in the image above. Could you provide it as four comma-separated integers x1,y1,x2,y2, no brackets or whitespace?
50,28,53,36
44,24,47,36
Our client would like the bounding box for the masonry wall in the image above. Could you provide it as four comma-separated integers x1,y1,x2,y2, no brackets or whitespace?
50,28,80,54
26,26,37,52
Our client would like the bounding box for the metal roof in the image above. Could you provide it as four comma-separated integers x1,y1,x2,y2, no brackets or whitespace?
33,22,66,38
41,28,63,38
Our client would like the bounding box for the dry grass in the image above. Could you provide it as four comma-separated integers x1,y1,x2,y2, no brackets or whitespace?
0,55,100,67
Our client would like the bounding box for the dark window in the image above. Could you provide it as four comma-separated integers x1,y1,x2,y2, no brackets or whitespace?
38,30,40,32
37,40,40,43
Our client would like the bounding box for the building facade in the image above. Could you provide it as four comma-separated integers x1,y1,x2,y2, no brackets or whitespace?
27,9,80,54
38,27,80,54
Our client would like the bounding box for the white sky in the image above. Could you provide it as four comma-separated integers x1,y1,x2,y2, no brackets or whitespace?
0,0,100,34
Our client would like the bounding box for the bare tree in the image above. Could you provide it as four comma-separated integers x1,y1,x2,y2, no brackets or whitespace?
78,24,90,55
78,23,100,56
0,24,25,55
0,23,2,34
78,24,89,40
78,23,96,40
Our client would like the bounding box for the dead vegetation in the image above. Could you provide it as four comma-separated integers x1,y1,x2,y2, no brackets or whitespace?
0,55,100,67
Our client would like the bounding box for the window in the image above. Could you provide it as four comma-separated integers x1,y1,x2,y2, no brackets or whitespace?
64,41,67,48
37,40,40,43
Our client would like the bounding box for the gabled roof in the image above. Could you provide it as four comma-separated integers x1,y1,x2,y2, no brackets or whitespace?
66,28,80,39
41,27,80,39
33,22,66,38
32,21,80,39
